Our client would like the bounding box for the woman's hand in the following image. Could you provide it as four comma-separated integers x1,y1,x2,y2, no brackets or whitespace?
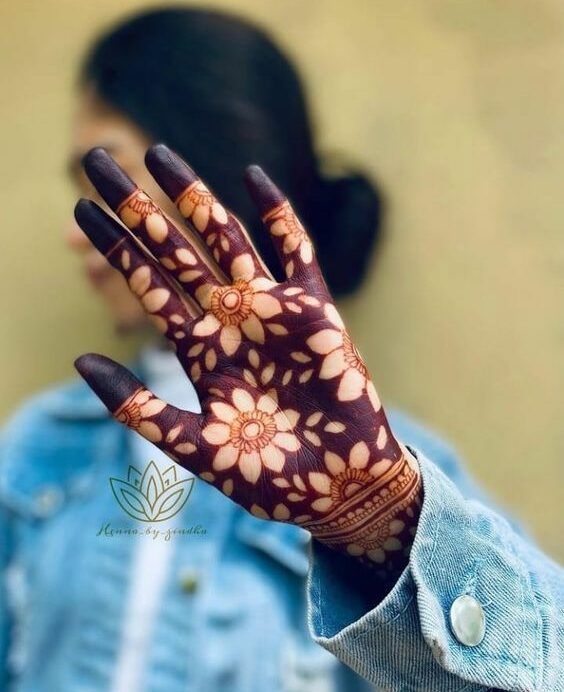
74,145,422,578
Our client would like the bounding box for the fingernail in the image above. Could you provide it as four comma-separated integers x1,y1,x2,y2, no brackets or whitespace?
244,165,285,216
74,353,142,412
145,143,198,200
82,147,137,210
74,199,125,255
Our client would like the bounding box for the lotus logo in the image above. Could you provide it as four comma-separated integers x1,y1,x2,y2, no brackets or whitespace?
110,461,194,522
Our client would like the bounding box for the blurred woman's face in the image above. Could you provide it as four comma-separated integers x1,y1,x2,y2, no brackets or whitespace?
67,89,180,331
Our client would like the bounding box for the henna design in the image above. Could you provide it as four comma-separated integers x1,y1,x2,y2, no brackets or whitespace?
145,144,272,281
75,146,423,580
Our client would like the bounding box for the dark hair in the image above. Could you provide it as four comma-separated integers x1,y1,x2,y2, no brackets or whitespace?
80,7,384,296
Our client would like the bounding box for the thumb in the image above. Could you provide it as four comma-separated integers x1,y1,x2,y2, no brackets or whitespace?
74,353,202,466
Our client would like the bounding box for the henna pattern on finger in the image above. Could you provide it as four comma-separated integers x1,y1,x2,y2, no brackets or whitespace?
74,200,195,339
75,150,423,583
83,149,224,308
145,144,273,282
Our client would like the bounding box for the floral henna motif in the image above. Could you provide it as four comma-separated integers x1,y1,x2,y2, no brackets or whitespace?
262,200,314,278
75,146,423,581
191,254,281,357
202,387,300,483
114,388,168,443
307,303,381,409
301,452,422,572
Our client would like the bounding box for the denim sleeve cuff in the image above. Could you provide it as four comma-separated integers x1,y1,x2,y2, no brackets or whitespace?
306,450,548,691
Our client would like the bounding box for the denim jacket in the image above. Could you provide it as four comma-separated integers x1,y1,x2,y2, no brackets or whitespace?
1,361,562,691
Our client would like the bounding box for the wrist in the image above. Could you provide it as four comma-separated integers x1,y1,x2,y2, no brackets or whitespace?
304,447,422,578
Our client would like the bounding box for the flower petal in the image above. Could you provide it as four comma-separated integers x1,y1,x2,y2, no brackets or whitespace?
349,440,370,468
308,472,331,494
141,288,170,313
273,432,300,452
138,421,162,443
337,367,365,401
132,390,152,405
195,283,214,309
249,277,275,292
306,329,343,355
312,497,333,512
383,537,402,551
212,443,239,471
192,204,210,232
202,422,231,445
145,213,168,243
239,451,261,484
376,425,388,450
389,519,405,535
140,398,167,417
252,292,282,319
273,409,300,432
193,313,220,337
324,451,346,476
231,253,255,281
232,388,255,412
257,393,277,414
212,202,228,224
283,233,300,253
324,303,345,329
129,266,151,296
241,312,265,344
270,219,286,237
366,548,386,563
210,401,238,423
319,349,347,380
220,325,242,356
260,444,285,472
300,241,313,263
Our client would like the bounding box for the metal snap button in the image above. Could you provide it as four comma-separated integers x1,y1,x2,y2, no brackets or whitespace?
34,486,64,517
449,594,486,646
178,568,199,594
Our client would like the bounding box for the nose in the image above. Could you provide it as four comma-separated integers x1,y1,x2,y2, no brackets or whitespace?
65,217,92,251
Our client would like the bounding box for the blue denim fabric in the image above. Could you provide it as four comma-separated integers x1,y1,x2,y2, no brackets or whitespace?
307,452,564,691
0,370,560,691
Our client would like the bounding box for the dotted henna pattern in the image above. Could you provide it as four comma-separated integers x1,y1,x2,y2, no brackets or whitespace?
74,145,422,580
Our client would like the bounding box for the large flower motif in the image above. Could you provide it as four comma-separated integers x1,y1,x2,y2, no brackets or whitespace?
177,181,229,232
202,388,300,484
193,254,282,355
115,388,167,443
264,201,313,274
307,441,376,513
306,304,381,409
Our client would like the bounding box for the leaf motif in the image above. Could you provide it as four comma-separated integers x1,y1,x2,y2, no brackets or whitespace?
162,465,178,487
110,479,153,521
127,465,142,487
146,476,158,509
140,461,164,500
151,479,194,522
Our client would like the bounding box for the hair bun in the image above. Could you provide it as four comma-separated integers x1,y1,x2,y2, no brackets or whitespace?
305,168,384,297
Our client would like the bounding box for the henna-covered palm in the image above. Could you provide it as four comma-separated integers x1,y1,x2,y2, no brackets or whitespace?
75,145,421,577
